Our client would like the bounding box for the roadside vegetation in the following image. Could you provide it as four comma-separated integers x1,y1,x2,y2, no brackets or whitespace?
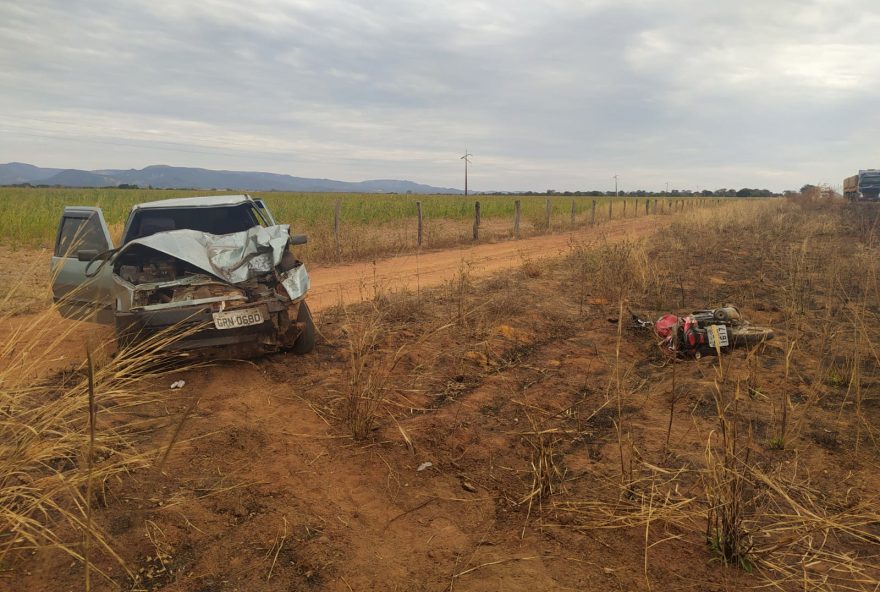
0,187,721,263
0,298,196,588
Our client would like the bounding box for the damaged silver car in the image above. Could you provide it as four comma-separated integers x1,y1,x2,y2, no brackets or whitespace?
51,195,315,354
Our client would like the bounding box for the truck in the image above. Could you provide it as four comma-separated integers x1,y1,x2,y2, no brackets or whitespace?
51,194,315,355
843,170,880,201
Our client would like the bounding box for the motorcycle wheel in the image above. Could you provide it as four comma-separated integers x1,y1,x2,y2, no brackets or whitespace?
729,325,773,347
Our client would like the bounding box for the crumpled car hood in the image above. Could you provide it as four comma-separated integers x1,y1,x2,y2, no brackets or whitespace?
119,224,292,284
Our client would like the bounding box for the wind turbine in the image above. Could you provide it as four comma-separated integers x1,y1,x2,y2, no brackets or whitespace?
461,150,473,196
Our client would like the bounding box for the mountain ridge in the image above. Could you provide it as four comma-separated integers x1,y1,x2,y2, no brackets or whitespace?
0,162,465,194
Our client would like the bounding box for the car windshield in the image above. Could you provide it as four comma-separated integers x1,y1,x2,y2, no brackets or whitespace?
124,203,265,242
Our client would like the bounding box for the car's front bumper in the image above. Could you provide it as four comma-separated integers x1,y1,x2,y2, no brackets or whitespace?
116,298,304,353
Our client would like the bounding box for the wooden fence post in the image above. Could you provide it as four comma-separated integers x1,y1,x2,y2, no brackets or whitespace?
653,198,657,214
570,199,576,226
645,199,649,215
416,201,423,247
473,201,481,241
514,200,521,239
608,200,613,220
623,200,627,217
334,198,342,259
591,200,597,225
545,198,552,231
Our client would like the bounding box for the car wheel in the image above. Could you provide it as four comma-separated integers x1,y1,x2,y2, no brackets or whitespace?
115,314,140,351
291,301,316,354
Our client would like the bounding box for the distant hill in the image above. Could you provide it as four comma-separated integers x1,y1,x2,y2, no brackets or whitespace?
44,169,119,188
0,162,63,185
0,162,464,194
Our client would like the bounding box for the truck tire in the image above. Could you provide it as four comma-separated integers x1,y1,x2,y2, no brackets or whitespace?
291,301,316,354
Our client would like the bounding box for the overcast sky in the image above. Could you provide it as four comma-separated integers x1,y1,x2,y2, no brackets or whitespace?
1,0,877,192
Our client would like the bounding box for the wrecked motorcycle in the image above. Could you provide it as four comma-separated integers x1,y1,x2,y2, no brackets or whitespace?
631,306,773,358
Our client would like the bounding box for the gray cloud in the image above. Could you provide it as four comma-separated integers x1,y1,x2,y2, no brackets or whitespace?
1,0,877,191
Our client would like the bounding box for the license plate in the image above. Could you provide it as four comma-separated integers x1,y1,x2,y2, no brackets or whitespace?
212,307,264,330
707,324,729,347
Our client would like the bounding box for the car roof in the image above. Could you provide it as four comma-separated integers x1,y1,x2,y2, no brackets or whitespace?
131,194,254,210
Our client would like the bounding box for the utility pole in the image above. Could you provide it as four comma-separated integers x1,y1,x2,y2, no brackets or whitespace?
665,181,670,195
613,174,619,198
461,150,472,196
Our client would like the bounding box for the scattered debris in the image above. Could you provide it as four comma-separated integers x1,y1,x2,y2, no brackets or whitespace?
416,462,433,472
170,380,186,389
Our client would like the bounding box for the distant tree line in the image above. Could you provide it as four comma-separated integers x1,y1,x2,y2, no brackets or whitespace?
486,188,783,197
4,182,787,197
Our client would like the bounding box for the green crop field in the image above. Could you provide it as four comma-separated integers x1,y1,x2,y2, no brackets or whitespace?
0,187,717,260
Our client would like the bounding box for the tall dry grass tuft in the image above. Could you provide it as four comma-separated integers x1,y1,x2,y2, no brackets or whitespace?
0,293,198,582
519,416,566,504
517,412,567,539
342,304,452,440
343,306,402,440
699,347,755,569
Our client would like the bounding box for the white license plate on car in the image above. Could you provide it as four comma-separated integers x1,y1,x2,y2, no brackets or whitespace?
212,307,264,330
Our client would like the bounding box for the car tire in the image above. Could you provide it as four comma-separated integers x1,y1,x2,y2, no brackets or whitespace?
291,301,316,354
115,314,140,352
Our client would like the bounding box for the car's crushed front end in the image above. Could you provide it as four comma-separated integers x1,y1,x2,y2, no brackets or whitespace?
111,224,312,354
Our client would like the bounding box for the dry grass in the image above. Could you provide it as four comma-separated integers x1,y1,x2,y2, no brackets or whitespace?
343,305,403,440
544,198,880,589
0,291,198,584
342,304,452,440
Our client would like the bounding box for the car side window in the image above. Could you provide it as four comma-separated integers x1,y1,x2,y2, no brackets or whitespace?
55,214,107,257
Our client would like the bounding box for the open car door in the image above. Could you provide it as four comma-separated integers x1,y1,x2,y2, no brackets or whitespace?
253,199,276,225
51,207,115,323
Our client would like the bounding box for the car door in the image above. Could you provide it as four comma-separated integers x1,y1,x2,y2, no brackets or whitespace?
50,207,116,323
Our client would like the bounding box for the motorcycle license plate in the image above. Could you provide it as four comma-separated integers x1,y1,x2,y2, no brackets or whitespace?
707,325,729,347
212,307,264,330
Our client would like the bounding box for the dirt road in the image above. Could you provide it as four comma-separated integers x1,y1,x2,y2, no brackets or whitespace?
308,215,670,311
